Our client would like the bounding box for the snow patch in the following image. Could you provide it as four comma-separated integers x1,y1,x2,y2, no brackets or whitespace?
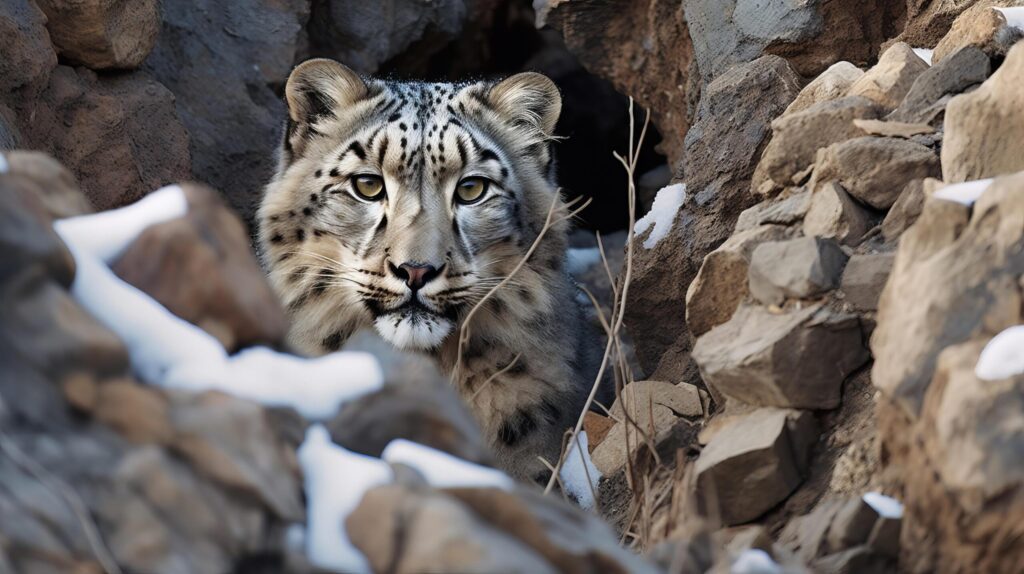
863,491,903,519
0,152,8,174
567,247,601,276
912,47,934,66
976,325,1024,380
559,431,601,510
932,178,993,206
299,425,392,574
731,549,782,574
635,183,686,249
996,7,1024,31
382,439,514,489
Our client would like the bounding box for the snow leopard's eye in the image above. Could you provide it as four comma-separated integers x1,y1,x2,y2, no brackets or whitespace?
353,174,385,200
455,177,489,205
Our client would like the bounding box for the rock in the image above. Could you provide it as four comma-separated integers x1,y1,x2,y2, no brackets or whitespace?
881,179,927,241
328,331,492,465
693,304,868,409
783,61,864,117
583,412,614,450
93,379,173,444
112,183,286,352
0,106,18,149
932,4,1023,65
540,0,696,164
625,54,801,381
812,136,940,209
0,0,57,104
687,225,796,337
872,172,1024,414
695,408,817,526
812,546,892,573
846,43,929,110
827,498,883,553
812,201,871,256
748,237,850,306
591,380,702,475
853,118,935,138
2,150,92,218
778,495,897,566
759,96,884,187
21,65,191,211
734,190,811,233
143,0,309,224
889,46,991,125
896,0,1012,51
941,42,1024,183
35,0,160,70
840,253,895,312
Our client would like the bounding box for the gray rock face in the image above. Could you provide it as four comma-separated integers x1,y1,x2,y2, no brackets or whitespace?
626,55,801,381
840,252,895,312
693,303,868,409
748,236,849,305
889,46,991,125
143,0,310,224
942,42,1024,183
812,136,940,209
695,408,818,526
759,96,884,186
803,182,873,246
872,172,1024,414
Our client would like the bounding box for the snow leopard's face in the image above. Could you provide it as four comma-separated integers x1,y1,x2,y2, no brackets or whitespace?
259,59,568,353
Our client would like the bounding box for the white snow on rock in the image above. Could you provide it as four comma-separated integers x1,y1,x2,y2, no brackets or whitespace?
635,183,686,249
912,47,934,66
932,178,993,206
382,439,514,489
567,247,601,276
976,325,1024,380
559,431,601,510
996,7,1024,31
0,152,8,174
299,425,393,574
863,491,904,519
731,548,782,574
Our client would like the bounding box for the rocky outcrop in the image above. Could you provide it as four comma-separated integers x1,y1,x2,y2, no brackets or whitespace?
0,0,56,106
35,0,160,69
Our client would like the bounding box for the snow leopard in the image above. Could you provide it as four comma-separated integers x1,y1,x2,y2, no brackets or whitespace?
258,59,604,482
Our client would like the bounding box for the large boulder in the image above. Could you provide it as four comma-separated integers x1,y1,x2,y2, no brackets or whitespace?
143,0,310,224
112,184,287,352
941,42,1024,183
693,303,868,409
625,55,801,381
695,408,818,526
35,0,160,70
811,136,940,210
872,172,1024,415
19,66,191,211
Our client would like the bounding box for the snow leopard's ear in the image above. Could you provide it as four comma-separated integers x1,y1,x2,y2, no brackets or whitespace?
487,72,562,142
285,58,368,126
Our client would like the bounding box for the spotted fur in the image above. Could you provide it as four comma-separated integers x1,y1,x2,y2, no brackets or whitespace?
258,59,602,481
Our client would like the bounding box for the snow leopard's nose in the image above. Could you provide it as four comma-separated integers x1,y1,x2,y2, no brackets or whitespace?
390,262,443,291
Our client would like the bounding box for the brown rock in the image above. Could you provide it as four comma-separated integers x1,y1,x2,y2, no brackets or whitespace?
932,4,1023,65
3,150,92,218
0,105,19,149
748,236,849,306
610,380,704,420
812,546,893,573
21,66,191,211
112,184,286,352
540,0,695,165
941,42,1024,183
853,118,935,138
812,136,940,209
802,181,876,243
734,190,811,233
625,54,802,381
583,412,614,451
759,96,884,186
889,46,991,126
881,179,928,241
827,498,883,554
0,0,57,103
871,172,1024,414
35,0,160,70
840,252,895,312
693,304,868,409
783,62,864,117
846,43,929,110
94,380,173,444
687,224,796,337
695,408,817,526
